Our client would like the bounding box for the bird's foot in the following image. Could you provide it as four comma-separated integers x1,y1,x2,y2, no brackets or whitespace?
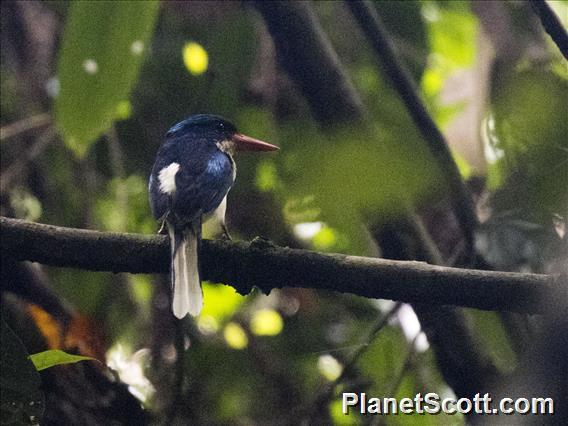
250,236,276,249
221,224,233,241
157,219,167,234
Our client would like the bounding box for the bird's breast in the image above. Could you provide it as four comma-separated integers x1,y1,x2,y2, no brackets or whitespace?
206,150,236,183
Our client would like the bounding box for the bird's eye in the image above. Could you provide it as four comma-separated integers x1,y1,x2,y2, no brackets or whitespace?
217,123,225,130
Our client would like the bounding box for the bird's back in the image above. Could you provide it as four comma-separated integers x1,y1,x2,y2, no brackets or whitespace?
149,133,234,227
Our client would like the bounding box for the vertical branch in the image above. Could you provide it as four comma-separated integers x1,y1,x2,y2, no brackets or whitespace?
528,0,568,60
254,0,499,404
375,217,500,399
252,0,366,127
163,319,186,426
346,0,478,251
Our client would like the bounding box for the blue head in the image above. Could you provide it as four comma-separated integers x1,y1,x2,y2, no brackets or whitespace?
167,114,236,143
166,114,279,153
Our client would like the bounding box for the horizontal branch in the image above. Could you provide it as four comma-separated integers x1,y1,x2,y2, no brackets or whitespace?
1,217,561,314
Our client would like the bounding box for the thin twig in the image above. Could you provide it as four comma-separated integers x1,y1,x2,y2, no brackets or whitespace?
376,215,502,400
346,0,478,253
528,0,568,60
163,320,185,426
0,126,58,193
300,303,402,423
335,303,403,385
370,333,419,426
235,316,303,411
0,113,51,142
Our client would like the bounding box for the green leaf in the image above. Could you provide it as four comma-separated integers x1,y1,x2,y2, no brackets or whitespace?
28,350,97,371
1,318,44,425
200,283,245,322
55,0,160,157
468,311,516,374
358,326,409,396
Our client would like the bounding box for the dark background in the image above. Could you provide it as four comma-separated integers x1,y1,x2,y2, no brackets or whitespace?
1,1,567,424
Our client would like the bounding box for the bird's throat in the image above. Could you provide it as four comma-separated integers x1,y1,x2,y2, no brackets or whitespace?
216,139,236,157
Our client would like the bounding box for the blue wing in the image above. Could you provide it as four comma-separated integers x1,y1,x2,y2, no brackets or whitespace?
149,138,234,228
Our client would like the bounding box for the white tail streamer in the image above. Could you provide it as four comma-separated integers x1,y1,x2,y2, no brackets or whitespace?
169,225,202,318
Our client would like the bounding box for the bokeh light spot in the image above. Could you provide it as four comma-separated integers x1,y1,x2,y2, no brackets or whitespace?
183,41,208,76
250,309,283,336
224,322,248,350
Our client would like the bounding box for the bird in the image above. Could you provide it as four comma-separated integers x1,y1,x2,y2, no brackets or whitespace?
149,114,278,319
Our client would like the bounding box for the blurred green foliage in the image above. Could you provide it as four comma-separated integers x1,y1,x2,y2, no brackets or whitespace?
277,123,443,254
489,68,568,215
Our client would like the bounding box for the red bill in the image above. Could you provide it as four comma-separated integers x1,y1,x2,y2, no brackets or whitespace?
231,133,279,152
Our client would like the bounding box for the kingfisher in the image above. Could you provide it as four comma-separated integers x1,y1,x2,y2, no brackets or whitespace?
149,114,278,319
